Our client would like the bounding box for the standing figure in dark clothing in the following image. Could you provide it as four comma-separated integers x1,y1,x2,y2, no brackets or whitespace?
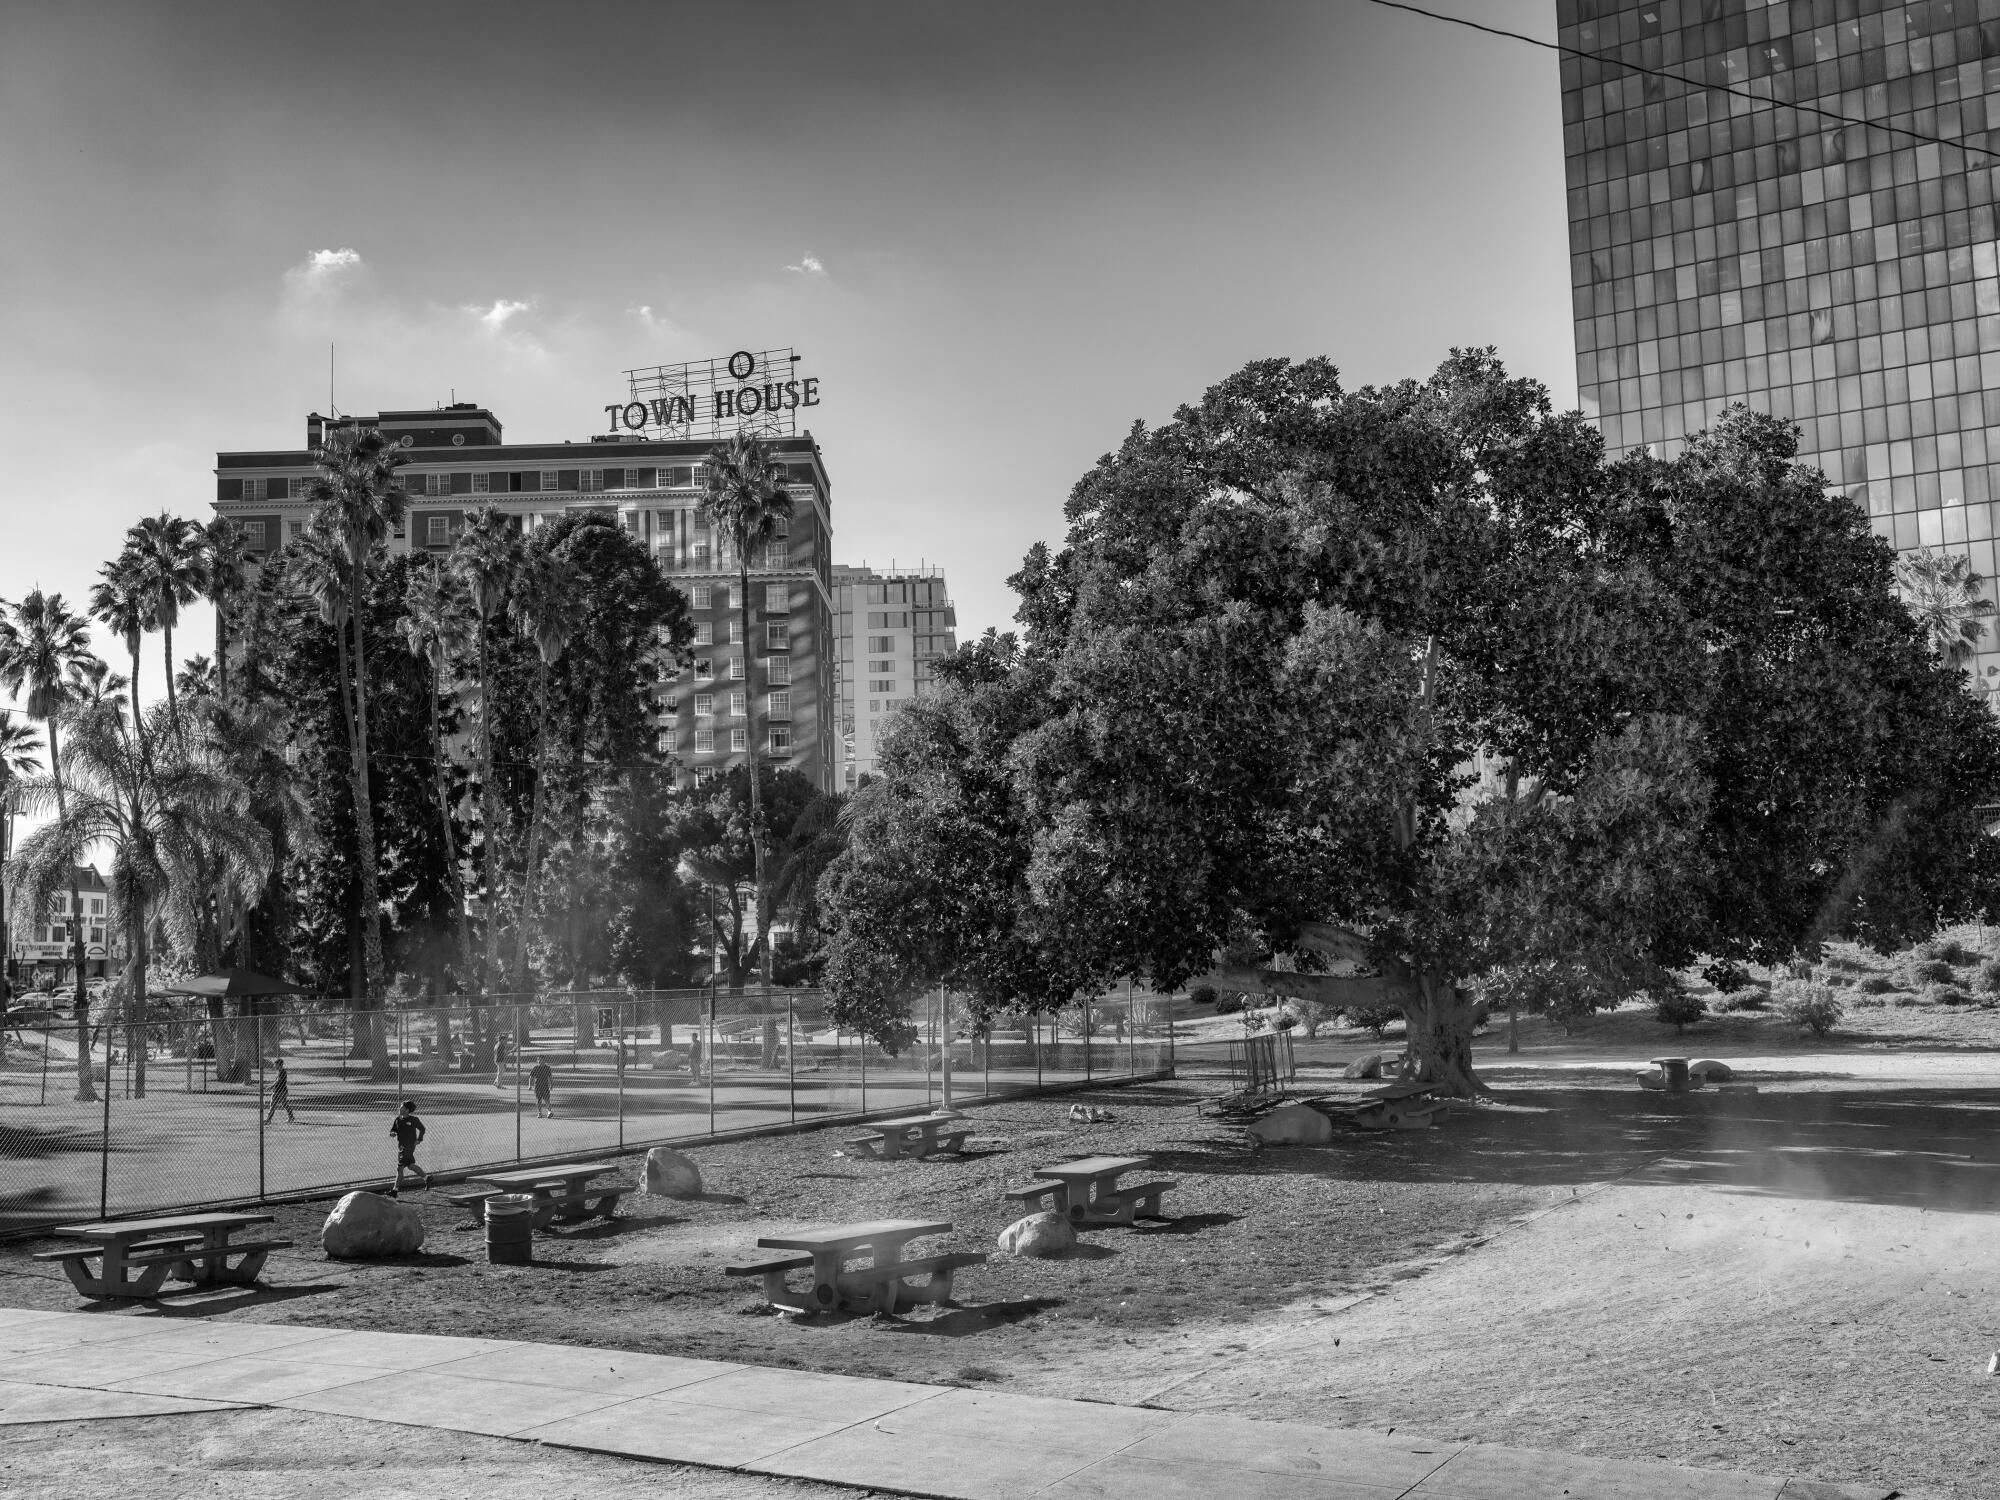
265,1058,296,1122
390,1100,427,1193
529,1056,554,1118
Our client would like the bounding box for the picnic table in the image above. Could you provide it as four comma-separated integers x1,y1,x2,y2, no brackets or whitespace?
726,1218,985,1315
1352,1078,1445,1130
34,1212,292,1300
1006,1155,1175,1226
844,1111,968,1160
468,1161,624,1228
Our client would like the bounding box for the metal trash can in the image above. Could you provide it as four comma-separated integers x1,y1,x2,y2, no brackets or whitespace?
485,1193,535,1265
1652,1057,1691,1093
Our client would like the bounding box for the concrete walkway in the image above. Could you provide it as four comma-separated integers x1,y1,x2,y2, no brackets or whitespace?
0,1307,1891,1500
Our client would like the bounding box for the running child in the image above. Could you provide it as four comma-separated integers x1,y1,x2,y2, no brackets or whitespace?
390,1099,427,1193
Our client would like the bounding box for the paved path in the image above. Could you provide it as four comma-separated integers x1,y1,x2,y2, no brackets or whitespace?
0,1308,1890,1499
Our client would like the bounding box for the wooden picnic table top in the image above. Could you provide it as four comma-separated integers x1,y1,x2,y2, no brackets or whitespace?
1035,1156,1149,1181
758,1219,953,1255
472,1162,623,1190
870,1112,967,1129
1363,1080,1440,1101
53,1212,274,1241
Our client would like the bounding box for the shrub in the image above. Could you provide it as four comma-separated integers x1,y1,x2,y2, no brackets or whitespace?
1272,1012,1299,1031
1924,983,1975,1007
1212,992,1245,1015
1916,936,1976,967
1857,974,1897,995
1189,983,1218,1007
1777,981,1843,1037
1975,960,2000,994
1904,957,1955,987
1654,990,1706,1032
1344,1003,1402,1038
1719,991,1769,1012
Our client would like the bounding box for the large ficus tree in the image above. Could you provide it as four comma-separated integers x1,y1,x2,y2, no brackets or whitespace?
823,352,2000,1095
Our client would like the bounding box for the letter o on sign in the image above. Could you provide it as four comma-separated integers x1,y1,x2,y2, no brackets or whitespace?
727,350,756,381
738,387,763,416
623,402,647,430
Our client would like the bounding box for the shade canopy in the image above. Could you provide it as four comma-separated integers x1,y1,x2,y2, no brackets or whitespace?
161,967,314,999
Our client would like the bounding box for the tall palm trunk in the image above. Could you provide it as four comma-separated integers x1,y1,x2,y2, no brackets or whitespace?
738,566,771,994
426,658,471,984
161,622,179,740
511,657,553,995
45,718,95,1102
347,564,391,1080
477,627,500,1066
122,864,149,1099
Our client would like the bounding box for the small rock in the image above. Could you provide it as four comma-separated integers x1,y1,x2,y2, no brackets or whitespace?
639,1147,703,1199
321,1191,425,1259
998,1211,1076,1258
1248,1102,1335,1146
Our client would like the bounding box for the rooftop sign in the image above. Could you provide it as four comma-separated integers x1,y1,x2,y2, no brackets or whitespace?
613,347,820,442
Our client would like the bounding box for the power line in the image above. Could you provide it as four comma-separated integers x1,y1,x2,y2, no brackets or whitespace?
1362,0,2000,165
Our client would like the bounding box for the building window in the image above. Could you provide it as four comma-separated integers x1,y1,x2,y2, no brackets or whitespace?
729,657,744,679
729,691,746,718
763,542,787,569
769,727,793,755
768,691,791,720
868,700,879,713
764,584,788,612
51,925,65,943
767,656,791,684
730,728,747,753
720,618,735,644
694,658,713,679
694,730,715,755
693,694,714,718
656,730,672,754
661,694,679,714
694,622,713,646
692,464,709,487
242,521,266,549
868,635,895,653
765,623,788,650
580,469,604,492
870,679,896,692
472,472,491,493
691,584,711,610
885,698,907,710
541,471,560,491
869,659,895,673
427,515,448,545
241,478,266,502
772,513,790,536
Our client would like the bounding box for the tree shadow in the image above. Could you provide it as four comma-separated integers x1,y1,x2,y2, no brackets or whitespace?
88,1282,345,1317
1129,1211,1237,1236
556,1215,683,1239
879,1297,1063,1337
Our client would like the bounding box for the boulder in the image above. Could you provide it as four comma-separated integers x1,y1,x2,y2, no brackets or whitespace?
1343,1052,1385,1080
321,1191,425,1259
1247,1102,1336,1146
997,1211,1076,1258
1688,1058,1734,1082
639,1147,703,1199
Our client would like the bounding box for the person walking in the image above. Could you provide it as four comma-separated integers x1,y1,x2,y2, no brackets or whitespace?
390,1099,427,1194
264,1058,296,1123
529,1056,554,1118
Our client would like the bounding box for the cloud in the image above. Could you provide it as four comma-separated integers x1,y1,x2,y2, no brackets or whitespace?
469,298,532,331
785,252,827,277
282,247,368,303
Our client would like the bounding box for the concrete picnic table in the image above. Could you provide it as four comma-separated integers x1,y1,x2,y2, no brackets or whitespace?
34,1211,292,1299
1352,1078,1447,1130
1011,1155,1176,1226
469,1161,625,1228
733,1218,985,1315
844,1110,969,1160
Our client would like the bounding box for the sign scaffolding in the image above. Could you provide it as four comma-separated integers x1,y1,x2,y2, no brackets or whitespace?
617,347,818,443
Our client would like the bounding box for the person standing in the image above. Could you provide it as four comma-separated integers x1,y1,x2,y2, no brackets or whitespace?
390,1099,427,1193
528,1056,554,1118
492,1032,510,1089
265,1058,296,1123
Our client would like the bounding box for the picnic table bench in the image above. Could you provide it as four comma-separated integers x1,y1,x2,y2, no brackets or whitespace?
1352,1078,1446,1130
726,1219,985,1315
34,1212,293,1300
470,1162,624,1228
1005,1155,1175,1226
844,1111,969,1161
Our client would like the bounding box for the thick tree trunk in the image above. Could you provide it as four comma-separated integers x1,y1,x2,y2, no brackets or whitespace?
346,574,391,1081
740,572,770,998
475,631,498,1069
427,663,471,986
1399,964,1488,1098
510,659,552,995
126,907,147,1099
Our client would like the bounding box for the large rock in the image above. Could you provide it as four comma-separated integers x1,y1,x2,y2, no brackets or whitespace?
1343,1053,1386,1080
1248,1102,1335,1146
1688,1058,1734,1082
639,1147,703,1199
321,1191,425,1259
997,1211,1076,1258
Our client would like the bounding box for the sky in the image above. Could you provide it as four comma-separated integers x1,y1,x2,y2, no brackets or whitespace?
0,0,1570,711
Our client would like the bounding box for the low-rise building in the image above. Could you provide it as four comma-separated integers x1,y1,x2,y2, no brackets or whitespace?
7,866,119,983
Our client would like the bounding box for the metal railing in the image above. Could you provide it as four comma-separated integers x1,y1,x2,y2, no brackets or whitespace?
0,988,1173,1236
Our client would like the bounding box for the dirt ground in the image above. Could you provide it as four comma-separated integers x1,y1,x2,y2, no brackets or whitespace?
3,1053,1996,1499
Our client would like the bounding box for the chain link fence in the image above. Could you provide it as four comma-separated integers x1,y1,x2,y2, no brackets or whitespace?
0,987,1173,1235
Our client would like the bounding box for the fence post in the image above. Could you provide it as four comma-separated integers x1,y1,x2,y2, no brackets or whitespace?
395,1008,405,1108
1085,998,1093,1082
39,1027,49,1105
940,991,952,1112
706,989,716,1137
1128,979,1135,1077
256,1029,266,1203
786,992,795,1126
1036,1012,1043,1092
98,1019,110,1219
514,1004,523,1162
617,1000,626,1151
859,1024,867,1116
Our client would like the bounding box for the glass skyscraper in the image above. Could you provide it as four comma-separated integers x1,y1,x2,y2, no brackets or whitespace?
1560,0,2000,694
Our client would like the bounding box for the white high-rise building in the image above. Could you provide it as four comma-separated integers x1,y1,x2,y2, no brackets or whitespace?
831,564,957,787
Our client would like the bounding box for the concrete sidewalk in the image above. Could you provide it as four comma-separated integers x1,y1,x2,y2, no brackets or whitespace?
0,1308,1891,1500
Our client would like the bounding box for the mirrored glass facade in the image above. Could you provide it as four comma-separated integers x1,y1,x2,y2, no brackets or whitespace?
1560,0,2000,692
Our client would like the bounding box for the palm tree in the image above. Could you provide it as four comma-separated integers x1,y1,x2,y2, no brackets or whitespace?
397,561,475,983
125,513,210,739
451,506,522,1029
0,590,101,1100
506,548,578,993
1894,546,1994,671
205,518,249,703
700,432,794,996
6,698,269,1099
65,657,129,713
88,550,153,768
301,425,407,1071
0,714,43,1028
